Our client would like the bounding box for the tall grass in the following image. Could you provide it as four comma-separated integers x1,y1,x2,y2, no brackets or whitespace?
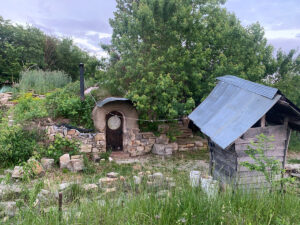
19,70,71,94
10,177,300,225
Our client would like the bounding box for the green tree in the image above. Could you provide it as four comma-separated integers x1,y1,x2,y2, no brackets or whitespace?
102,0,274,120
268,50,300,107
0,16,100,82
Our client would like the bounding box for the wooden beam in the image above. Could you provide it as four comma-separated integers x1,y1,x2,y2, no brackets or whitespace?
260,115,266,127
284,117,289,128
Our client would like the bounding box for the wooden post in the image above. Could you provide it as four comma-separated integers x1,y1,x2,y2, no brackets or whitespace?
260,115,266,127
59,192,63,222
79,63,85,101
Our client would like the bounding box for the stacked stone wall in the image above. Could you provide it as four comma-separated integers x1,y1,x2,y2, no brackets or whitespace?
45,121,208,158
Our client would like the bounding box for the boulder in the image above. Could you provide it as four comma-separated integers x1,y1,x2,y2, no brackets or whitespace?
28,158,45,176
107,172,119,178
152,144,172,156
104,187,117,194
285,164,300,173
12,166,23,179
41,158,55,170
59,182,74,191
68,159,84,172
60,154,70,169
0,201,17,217
133,176,141,185
99,177,118,188
83,184,98,192
153,172,164,182
152,144,165,155
195,141,204,147
156,134,169,144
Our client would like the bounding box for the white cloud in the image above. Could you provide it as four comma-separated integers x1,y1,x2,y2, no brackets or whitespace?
85,31,112,39
73,37,101,51
265,29,300,40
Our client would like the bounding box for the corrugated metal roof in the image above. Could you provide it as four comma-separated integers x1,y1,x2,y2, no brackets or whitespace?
96,97,130,108
189,76,281,149
217,75,278,99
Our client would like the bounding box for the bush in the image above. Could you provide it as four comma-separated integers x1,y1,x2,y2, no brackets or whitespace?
46,82,95,129
41,135,80,164
13,93,48,122
0,121,41,168
19,70,71,94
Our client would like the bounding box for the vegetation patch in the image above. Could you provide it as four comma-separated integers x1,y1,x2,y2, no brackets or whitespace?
13,93,48,122
19,70,71,94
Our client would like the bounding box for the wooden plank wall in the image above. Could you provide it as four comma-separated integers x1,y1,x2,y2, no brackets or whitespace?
234,125,288,187
209,141,238,186
210,125,290,188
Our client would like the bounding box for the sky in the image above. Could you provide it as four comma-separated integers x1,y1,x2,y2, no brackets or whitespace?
0,0,299,58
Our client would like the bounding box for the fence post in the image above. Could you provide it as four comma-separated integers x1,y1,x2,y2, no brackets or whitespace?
59,192,63,222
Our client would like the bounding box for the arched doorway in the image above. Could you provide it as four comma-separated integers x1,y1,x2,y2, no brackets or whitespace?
106,111,123,151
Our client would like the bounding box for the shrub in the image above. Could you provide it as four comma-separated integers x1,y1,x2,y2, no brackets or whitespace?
45,82,95,129
19,70,71,94
13,93,48,122
241,133,294,189
41,135,80,164
0,121,41,168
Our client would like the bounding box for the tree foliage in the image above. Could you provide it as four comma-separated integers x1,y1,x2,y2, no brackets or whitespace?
102,0,275,119
0,16,100,83
268,49,300,107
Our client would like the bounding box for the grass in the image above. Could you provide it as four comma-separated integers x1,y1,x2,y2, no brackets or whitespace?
19,70,71,94
288,159,300,164
2,150,299,225
10,180,300,225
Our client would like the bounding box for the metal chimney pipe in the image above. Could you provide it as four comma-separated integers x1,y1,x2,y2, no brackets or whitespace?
79,63,85,101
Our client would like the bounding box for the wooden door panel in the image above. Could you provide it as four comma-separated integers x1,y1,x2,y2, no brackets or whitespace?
106,111,123,151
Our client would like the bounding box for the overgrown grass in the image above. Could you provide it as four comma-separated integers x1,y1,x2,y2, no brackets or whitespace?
289,131,300,152
19,70,71,94
11,181,300,225
2,149,300,224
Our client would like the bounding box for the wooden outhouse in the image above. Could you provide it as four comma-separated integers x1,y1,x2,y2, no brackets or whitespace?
189,75,300,188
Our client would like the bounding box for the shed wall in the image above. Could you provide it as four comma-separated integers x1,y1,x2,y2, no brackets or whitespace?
211,125,290,188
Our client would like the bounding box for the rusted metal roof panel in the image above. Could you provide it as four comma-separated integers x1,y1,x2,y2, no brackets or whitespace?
189,76,281,149
96,97,130,108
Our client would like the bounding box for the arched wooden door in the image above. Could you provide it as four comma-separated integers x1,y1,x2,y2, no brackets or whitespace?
106,111,123,151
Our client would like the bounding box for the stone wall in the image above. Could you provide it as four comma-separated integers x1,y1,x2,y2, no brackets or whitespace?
46,125,105,161
46,121,208,158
